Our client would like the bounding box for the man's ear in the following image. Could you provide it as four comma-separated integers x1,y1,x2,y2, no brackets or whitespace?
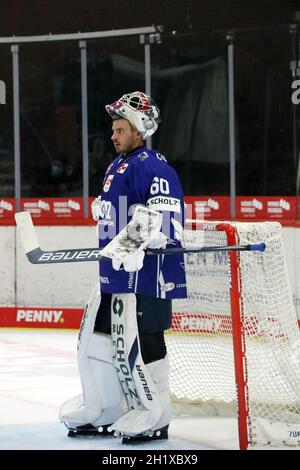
135,130,143,144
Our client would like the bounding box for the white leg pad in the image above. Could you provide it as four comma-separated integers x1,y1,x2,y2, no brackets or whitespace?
111,356,171,436
111,409,163,437
110,292,171,437
59,284,125,428
146,355,171,428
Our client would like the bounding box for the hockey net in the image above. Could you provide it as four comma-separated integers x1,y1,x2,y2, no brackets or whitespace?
166,221,300,449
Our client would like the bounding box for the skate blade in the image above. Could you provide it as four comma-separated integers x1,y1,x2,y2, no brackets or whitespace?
121,425,168,445
67,423,113,438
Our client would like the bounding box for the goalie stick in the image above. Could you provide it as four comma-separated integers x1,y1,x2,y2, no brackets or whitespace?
147,243,266,255
14,206,163,265
15,210,266,265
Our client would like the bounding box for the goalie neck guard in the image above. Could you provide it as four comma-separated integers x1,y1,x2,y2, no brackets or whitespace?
105,91,160,139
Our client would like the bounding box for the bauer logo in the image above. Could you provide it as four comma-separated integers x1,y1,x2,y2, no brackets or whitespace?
0,80,6,104
16,309,64,323
78,304,88,349
135,364,153,401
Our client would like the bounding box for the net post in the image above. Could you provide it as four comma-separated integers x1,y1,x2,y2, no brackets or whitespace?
216,223,250,450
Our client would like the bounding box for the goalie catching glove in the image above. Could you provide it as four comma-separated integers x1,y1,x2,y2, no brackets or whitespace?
100,205,167,272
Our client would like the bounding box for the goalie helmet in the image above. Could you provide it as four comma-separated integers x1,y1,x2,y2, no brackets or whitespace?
105,91,160,139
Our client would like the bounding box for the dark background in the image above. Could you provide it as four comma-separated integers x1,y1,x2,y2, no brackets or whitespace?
0,0,299,198
0,1,296,36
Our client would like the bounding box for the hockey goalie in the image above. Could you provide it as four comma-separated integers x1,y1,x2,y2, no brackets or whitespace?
59,91,187,444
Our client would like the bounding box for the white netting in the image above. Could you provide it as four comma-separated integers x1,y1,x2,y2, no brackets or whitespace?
167,221,300,447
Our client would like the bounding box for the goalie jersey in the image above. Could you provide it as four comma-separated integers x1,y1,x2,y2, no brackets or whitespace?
97,145,187,299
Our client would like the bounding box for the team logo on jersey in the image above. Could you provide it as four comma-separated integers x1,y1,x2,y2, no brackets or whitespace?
161,282,175,292
105,163,114,174
117,163,129,174
137,152,149,161
103,174,114,192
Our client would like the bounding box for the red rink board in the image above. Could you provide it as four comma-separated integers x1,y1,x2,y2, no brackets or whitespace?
185,196,297,221
236,196,296,220
0,198,15,219
20,198,85,219
0,307,299,330
0,196,298,225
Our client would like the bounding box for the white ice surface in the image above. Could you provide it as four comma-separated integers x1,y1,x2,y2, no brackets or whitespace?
0,328,243,450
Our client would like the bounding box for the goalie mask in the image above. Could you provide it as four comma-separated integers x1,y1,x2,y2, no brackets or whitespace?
105,91,161,139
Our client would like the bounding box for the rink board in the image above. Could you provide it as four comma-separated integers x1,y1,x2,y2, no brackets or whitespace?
0,225,300,328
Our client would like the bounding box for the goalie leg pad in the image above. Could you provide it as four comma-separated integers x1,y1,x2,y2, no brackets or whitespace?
111,356,171,440
59,284,124,431
110,293,171,438
113,355,171,440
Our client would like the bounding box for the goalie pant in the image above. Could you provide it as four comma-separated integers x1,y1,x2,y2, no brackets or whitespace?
97,145,187,300
59,284,171,437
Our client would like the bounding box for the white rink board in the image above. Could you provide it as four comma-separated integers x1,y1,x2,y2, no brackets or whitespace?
0,226,15,306
0,224,300,319
15,226,98,308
